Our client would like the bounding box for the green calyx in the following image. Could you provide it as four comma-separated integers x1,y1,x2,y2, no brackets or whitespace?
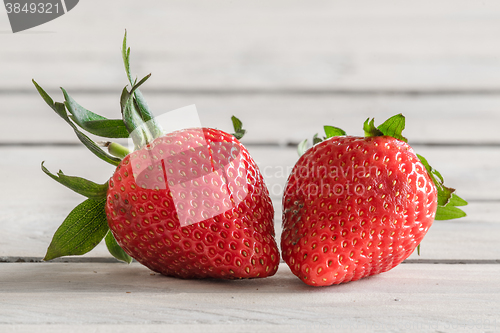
36,31,247,264
62,87,129,139
105,230,133,264
298,125,347,156
43,199,109,261
363,114,408,142
122,32,162,137
299,114,407,156
120,73,156,149
41,162,108,200
298,114,467,222
231,115,246,140
43,198,133,264
416,154,467,220
35,31,164,263
32,81,123,167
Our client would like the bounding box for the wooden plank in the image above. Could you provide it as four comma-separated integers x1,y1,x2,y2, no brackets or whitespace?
0,262,499,331
2,94,500,144
0,146,497,259
2,1,500,90
0,145,492,203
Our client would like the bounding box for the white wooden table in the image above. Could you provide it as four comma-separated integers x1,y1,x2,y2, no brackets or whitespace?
1,1,499,332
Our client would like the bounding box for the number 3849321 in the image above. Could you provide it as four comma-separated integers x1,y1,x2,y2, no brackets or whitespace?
5,2,61,14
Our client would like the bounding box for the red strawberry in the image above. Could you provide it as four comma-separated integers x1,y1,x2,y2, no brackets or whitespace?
35,32,279,279
281,115,467,286
105,128,279,278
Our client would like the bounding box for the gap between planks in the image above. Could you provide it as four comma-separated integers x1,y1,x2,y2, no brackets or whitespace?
3,142,500,148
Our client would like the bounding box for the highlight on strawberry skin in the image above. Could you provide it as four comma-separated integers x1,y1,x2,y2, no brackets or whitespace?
282,114,467,286
35,31,280,280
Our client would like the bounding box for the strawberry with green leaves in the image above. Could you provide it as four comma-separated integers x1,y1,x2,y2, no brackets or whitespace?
36,33,280,279
282,115,467,286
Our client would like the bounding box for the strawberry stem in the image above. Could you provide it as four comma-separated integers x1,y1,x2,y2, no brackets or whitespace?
101,142,130,159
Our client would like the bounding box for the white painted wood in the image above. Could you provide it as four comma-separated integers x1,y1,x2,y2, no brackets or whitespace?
3,144,494,203
0,145,489,205
2,94,500,144
1,1,499,327
2,1,500,90
0,262,499,331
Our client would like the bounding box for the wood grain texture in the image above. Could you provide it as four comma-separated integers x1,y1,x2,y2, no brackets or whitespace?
1,2,498,327
2,1,500,91
0,145,489,204
0,262,498,330
1,94,500,145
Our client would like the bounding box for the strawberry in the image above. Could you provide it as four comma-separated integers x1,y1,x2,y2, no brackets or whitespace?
35,32,279,279
281,115,467,286
105,128,279,278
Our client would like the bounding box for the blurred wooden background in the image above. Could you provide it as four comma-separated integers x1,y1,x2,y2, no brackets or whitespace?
0,1,499,331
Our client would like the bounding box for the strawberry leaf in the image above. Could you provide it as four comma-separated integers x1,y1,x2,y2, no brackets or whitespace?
130,74,152,96
430,167,445,184
120,87,149,148
32,78,56,106
61,87,106,122
434,205,467,220
54,102,122,166
61,88,104,121
324,125,346,138
363,118,383,137
298,131,325,156
363,114,407,142
69,127,122,166
122,31,163,139
298,139,308,156
120,75,154,149
33,80,122,166
231,116,246,140
82,119,130,138
105,230,132,264
417,153,467,220
133,90,163,138
122,30,134,86
448,193,468,207
376,114,408,143
41,162,108,199
43,199,109,261
312,133,323,145
61,88,129,138
121,92,148,149
417,154,453,206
